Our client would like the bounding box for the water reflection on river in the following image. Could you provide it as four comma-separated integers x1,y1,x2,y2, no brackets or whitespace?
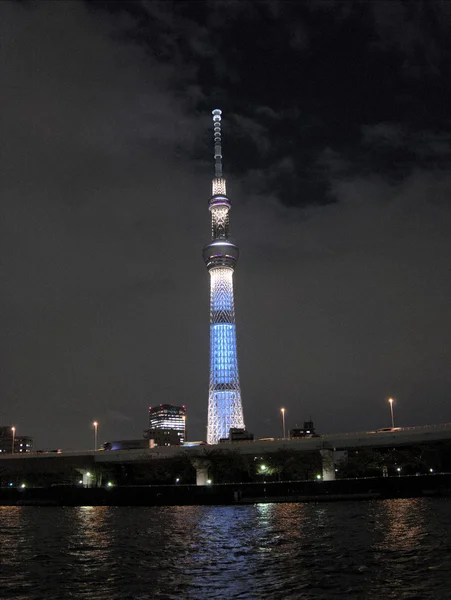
1,498,451,599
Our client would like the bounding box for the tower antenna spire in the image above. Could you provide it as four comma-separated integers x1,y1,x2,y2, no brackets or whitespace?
212,109,223,178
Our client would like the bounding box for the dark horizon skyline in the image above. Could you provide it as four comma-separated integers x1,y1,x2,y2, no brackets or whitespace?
1,1,451,450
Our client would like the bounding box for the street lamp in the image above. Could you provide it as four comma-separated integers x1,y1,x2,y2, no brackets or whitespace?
388,398,395,429
281,408,286,439
11,427,15,454
93,421,98,451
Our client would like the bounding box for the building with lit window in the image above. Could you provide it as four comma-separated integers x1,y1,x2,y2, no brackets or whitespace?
145,404,186,445
290,421,317,438
0,426,33,454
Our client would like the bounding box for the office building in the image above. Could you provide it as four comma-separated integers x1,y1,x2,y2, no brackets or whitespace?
146,404,186,444
0,426,33,454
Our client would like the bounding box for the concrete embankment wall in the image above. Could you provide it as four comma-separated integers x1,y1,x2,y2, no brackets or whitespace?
1,474,451,506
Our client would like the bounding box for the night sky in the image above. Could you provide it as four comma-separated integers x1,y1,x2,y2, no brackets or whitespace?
2,1,451,450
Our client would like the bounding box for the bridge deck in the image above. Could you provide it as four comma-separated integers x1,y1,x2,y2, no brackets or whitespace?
1,423,451,472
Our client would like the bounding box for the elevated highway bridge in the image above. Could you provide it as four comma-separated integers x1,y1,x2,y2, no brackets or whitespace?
1,422,451,484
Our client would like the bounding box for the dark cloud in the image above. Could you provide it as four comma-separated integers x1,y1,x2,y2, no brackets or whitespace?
1,1,450,449
102,0,451,204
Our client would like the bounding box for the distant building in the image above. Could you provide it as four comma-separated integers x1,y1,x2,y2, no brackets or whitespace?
290,420,316,439
145,404,186,445
144,429,183,447
230,428,254,442
219,428,254,444
0,426,33,454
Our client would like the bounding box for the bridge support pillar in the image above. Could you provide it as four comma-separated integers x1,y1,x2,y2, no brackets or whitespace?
192,459,210,486
320,449,335,481
79,470,96,487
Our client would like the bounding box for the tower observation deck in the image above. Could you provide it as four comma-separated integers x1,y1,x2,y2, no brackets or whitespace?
202,109,245,445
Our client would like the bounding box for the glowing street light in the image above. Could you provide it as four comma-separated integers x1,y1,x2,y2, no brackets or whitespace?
281,408,286,439
388,398,395,429
93,421,98,451
11,427,15,454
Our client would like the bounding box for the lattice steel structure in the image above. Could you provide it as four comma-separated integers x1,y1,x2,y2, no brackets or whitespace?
202,109,245,445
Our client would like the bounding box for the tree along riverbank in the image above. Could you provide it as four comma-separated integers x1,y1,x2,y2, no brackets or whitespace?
1,473,451,506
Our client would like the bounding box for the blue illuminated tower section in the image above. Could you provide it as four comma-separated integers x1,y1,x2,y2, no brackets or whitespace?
203,109,245,445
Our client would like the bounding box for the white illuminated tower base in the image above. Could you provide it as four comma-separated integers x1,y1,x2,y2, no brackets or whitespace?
203,110,245,445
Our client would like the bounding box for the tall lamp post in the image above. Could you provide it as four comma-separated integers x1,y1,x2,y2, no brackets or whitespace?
93,421,98,451
388,398,395,429
11,426,15,454
281,408,286,439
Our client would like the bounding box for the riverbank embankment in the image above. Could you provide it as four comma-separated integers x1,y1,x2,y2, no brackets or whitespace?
1,473,451,506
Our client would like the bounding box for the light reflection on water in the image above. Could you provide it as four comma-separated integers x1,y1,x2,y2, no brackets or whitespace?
1,499,451,599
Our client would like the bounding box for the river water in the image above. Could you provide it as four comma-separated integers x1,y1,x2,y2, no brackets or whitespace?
1,498,451,599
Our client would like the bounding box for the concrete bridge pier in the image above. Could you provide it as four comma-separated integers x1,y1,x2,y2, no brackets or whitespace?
79,470,98,487
320,449,335,481
192,459,211,486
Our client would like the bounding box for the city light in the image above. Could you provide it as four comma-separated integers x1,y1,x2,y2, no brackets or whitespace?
93,421,98,451
11,426,15,454
20,483,26,488
388,398,395,429
206,479,212,485
107,482,113,487
316,474,322,480
281,408,286,439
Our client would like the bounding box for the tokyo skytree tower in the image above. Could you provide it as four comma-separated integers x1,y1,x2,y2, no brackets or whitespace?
202,109,245,445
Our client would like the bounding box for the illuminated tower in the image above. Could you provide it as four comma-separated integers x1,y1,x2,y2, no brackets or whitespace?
203,109,245,444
